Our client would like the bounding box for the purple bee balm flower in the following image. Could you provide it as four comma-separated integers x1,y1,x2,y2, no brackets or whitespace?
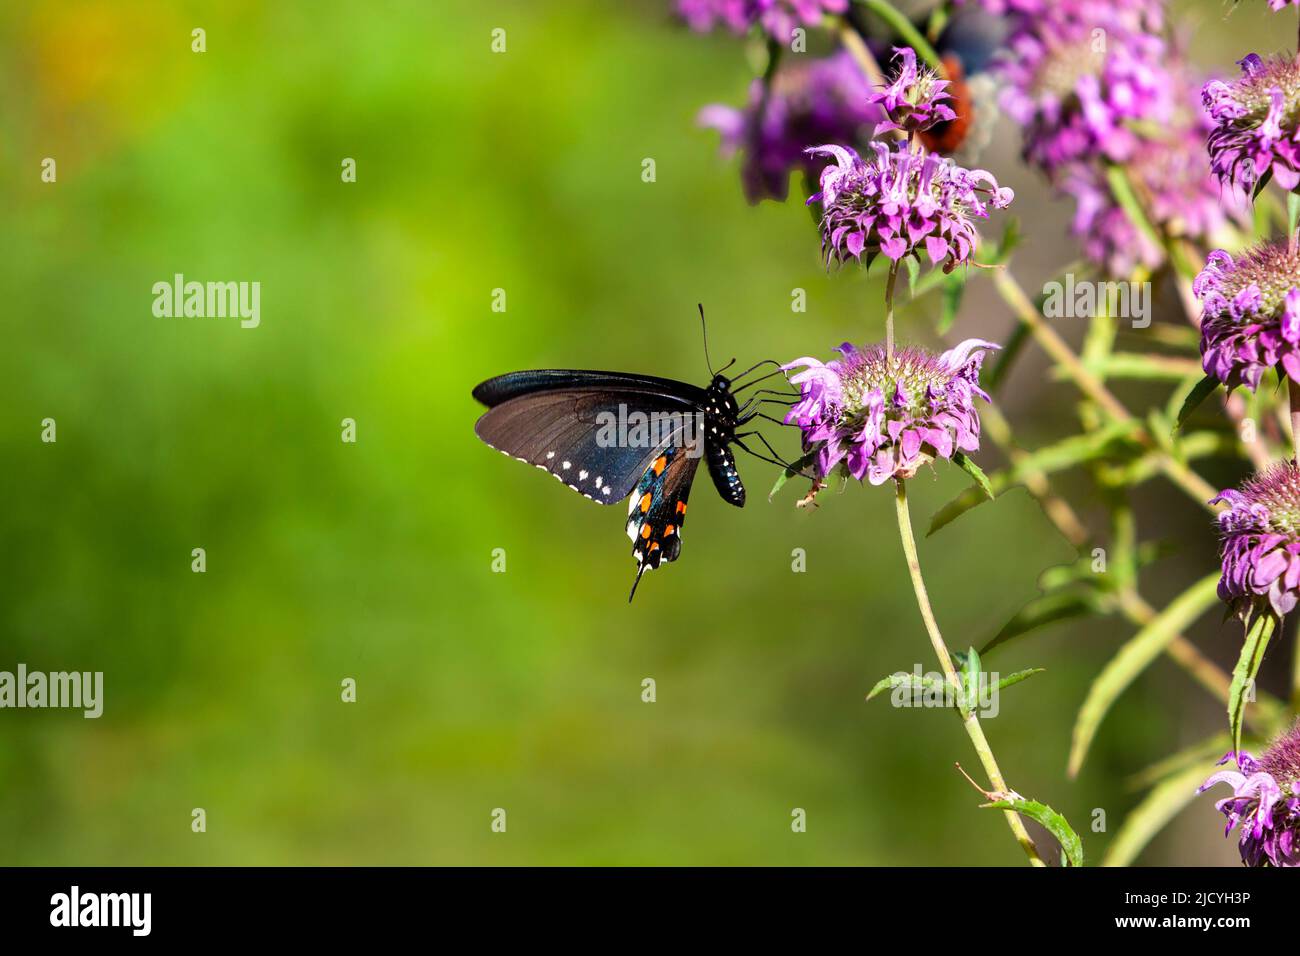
1200,722,1300,867
1195,241,1300,391
1063,77,1250,275
805,142,1013,270
699,52,880,203
867,47,957,136
1203,53,1300,195
1210,462,1300,620
782,339,998,485
996,0,1169,178
675,0,847,40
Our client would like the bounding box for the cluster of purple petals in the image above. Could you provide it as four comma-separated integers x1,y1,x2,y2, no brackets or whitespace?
806,142,1013,269
1200,726,1300,868
867,47,956,136
984,1,1250,274
699,52,880,203
997,0,1169,178
782,339,997,485
1210,463,1300,619
675,0,847,39
1195,243,1300,391
1064,92,1250,276
1203,54,1300,194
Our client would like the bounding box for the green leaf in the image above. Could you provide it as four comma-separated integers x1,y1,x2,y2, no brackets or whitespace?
1101,762,1214,867
1253,165,1274,200
903,255,920,296
981,796,1083,867
985,323,1028,393
865,671,945,702
1229,612,1276,758
768,450,816,502
995,667,1046,691
927,484,1001,536
1174,374,1221,434
950,450,993,500
938,269,966,335
982,590,1104,655
1287,191,1300,239
1067,353,1204,382
1067,573,1220,777
960,646,982,714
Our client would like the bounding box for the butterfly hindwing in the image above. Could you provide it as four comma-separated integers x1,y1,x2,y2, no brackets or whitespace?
626,444,701,601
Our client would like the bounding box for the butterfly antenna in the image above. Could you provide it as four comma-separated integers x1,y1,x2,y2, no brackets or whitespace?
698,303,715,377
629,563,649,603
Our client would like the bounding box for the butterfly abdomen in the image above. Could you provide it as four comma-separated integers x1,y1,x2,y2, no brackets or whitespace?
706,443,745,507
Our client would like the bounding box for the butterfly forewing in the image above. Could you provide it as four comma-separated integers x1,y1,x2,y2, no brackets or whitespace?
474,381,702,504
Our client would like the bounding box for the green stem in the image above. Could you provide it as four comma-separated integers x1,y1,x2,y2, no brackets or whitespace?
853,0,947,76
1289,376,1300,463
884,259,899,360
893,479,1047,866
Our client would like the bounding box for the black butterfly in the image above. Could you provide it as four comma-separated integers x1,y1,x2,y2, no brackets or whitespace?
472,312,796,601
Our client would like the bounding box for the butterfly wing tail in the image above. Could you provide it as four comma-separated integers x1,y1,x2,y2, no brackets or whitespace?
628,562,649,603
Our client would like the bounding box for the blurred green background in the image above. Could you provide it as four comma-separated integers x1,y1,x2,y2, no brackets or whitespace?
0,0,1288,865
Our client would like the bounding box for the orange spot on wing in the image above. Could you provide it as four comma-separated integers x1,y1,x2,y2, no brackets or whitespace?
648,542,660,552
639,492,652,513
675,501,687,515
640,524,652,539
652,456,666,475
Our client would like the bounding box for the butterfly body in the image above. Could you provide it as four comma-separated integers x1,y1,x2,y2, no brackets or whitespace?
473,368,758,600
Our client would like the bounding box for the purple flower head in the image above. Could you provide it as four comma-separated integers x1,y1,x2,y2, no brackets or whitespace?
805,142,1013,270
675,0,847,40
699,52,880,203
1267,0,1300,9
1210,462,1300,621
1195,241,1300,391
1203,53,1300,195
1063,75,1251,275
867,47,957,136
782,339,998,485
996,1,1169,178
1200,722,1300,867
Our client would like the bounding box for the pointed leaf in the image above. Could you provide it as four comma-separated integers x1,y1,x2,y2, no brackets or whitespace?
995,667,1046,691
1174,374,1221,434
938,269,966,335
982,591,1103,655
1229,613,1276,758
865,671,946,702
951,450,993,499
768,450,816,501
981,796,1083,867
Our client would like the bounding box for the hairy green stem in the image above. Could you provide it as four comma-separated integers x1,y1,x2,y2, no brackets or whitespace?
894,480,1047,866
884,260,899,360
